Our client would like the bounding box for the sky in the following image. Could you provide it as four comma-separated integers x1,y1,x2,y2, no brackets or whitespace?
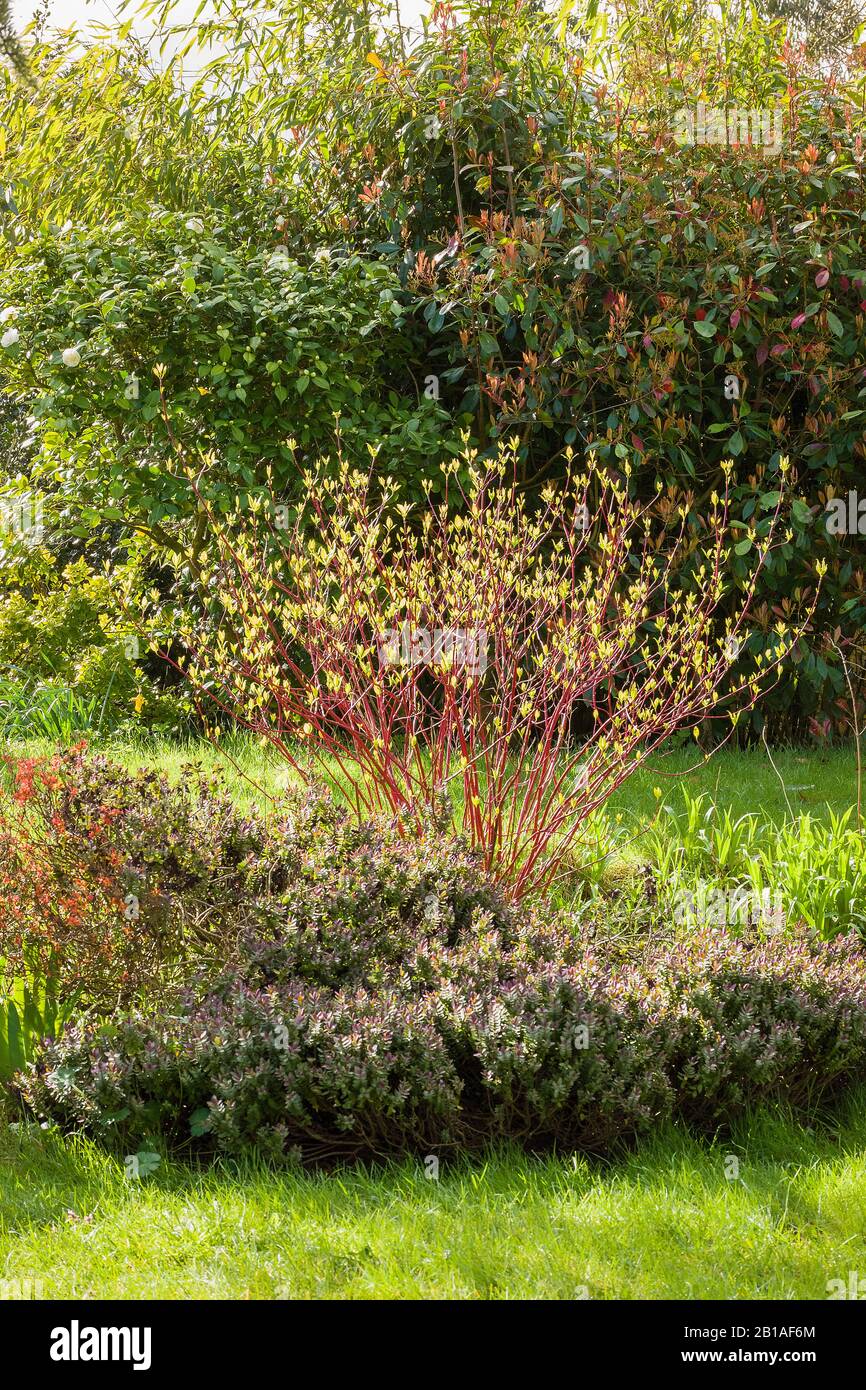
11,0,430,33
9,0,432,76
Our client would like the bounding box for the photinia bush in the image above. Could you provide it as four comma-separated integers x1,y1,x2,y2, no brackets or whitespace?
0,745,279,1011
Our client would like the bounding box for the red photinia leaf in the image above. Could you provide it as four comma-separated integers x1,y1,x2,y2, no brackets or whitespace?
694,307,707,320
631,432,645,453
815,269,830,289
791,313,807,330
756,342,769,365
771,343,788,356
730,309,741,329
840,276,850,291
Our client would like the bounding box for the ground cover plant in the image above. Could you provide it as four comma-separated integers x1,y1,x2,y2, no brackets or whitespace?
22,914,866,1163
0,744,863,1169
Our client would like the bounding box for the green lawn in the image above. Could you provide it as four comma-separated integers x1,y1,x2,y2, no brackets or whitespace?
13,730,860,826
2,1092,865,1299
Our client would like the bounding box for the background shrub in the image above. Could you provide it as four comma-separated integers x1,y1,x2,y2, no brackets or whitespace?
0,213,452,545
1,3,864,734
0,544,182,733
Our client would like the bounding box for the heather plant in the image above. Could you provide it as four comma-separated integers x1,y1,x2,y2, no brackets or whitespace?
656,931,866,1121
242,786,518,990
169,439,814,899
0,746,525,1012
22,918,866,1162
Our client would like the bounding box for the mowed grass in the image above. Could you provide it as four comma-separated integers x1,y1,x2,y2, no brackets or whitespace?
2,1091,866,1300
12,730,860,828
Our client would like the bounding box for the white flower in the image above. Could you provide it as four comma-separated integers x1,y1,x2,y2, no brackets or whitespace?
313,248,331,264
61,347,81,367
185,217,204,234
1,328,19,348
0,307,19,323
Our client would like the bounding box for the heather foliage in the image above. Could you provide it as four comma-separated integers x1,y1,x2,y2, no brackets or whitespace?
0,747,519,1011
7,747,866,1162
23,922,866,1162
653,932,866,1119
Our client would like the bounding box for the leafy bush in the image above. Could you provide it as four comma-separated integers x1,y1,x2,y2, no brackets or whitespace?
0,746,278,1011
0,212,451,553
0,541,185,732
21,907,866,1162
307,2,866,736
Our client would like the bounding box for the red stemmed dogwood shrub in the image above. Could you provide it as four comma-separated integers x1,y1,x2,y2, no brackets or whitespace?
165,439,815,899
